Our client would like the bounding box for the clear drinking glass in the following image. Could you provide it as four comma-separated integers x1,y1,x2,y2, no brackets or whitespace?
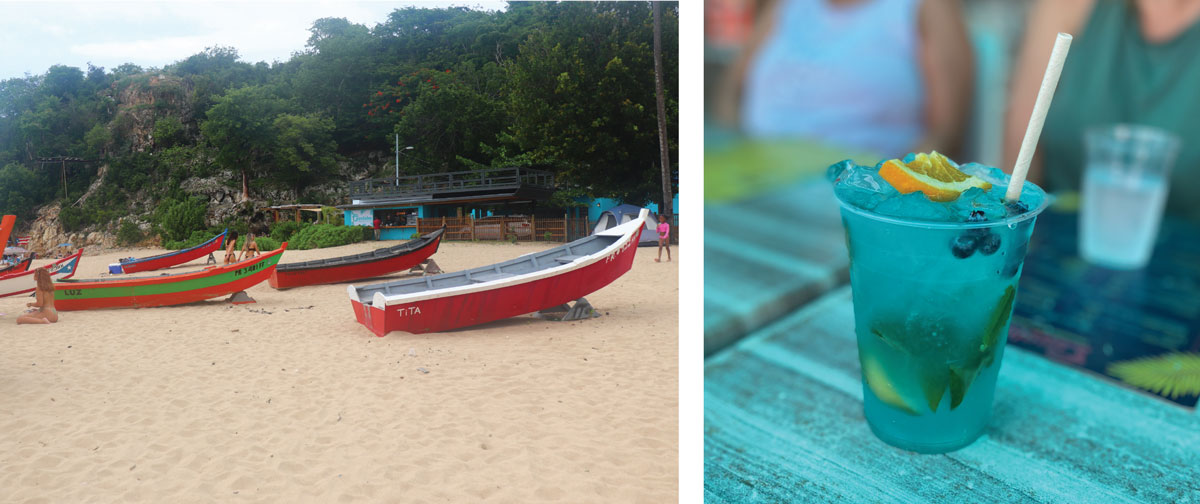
837,192,1049,453
1080,124,1179,269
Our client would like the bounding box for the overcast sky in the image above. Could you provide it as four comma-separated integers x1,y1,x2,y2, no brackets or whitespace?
0,1,509,81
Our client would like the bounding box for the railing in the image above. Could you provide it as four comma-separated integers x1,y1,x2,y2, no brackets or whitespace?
418,216,591,242
350,167,555,200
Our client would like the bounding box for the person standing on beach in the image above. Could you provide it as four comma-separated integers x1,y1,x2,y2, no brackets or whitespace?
373,216,382,240
224,231,240,265
655,214,671,262
17,268,58,324
241,233,260,261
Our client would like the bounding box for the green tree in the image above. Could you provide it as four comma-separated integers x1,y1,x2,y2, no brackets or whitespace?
501,2,679,205
273,113,338,189
200,85,287,199
84,124,111,158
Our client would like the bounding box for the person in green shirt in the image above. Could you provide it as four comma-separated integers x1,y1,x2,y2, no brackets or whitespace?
1006,0,1200,221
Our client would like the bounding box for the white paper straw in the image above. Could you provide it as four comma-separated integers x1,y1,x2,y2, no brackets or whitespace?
1007,32,1073,202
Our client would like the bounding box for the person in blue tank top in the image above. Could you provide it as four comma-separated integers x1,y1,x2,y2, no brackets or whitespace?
715,0,975,158
1006,0,1200,221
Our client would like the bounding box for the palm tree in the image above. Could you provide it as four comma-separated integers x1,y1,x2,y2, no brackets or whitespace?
653,2,673,222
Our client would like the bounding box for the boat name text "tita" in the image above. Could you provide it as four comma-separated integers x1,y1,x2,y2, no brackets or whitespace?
395,306,422,317
233,260,269,277
605,237,633,263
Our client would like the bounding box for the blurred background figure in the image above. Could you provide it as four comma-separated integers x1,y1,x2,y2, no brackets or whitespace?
713,0,974,159
1006,0,1200,222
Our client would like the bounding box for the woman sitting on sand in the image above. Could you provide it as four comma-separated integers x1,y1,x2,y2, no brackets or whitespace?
17,268,58,324
224,231,240,265
241,233,259,261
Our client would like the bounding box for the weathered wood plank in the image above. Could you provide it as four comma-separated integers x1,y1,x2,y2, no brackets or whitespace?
703,179,849,355
705,287,1200,503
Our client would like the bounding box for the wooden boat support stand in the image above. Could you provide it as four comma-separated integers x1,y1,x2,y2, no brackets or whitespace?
347,209,647,336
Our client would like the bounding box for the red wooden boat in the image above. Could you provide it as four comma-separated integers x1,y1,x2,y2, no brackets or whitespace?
0,214,16,251
108,229,227,274
0,255,33,276
0,249,82,298
56,244,285,310
347,210,646,336
268,227,444,289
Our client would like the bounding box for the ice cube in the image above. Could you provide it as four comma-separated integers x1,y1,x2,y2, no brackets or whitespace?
833,162,898,211
872,191,955,221
950,187,1008,221
958,162,1010,187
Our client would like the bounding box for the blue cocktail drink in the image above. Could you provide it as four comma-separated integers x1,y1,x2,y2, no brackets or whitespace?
830,153,1048,453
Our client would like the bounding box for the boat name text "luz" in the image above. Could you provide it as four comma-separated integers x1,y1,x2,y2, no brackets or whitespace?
395,306,422,317
233,260,269,277
62,289,82,296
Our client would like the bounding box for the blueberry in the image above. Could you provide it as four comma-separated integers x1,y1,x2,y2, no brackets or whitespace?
967,210,987,223
978,233,1001,255
1001,241,1029,276
1005,200,1030,215
951,234,979,258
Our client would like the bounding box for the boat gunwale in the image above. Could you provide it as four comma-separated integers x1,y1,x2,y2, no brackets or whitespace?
349,210,646,307
275,227,444,273
117,229,227,266
56,244,287,289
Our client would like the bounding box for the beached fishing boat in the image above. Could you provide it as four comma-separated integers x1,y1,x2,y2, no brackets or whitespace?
0,214,16,252
0,255,34,277
108,230,227,274
0,249,82,298
56,244,285,310
348,210,646,336
268,227,444,289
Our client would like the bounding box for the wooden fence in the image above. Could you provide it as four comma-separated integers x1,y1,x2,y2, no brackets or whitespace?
417,216,591,242
416,215,678,244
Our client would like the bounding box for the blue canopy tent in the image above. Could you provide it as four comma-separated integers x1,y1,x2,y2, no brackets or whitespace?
592,204,660,247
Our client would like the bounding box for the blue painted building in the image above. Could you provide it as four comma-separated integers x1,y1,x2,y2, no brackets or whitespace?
339,167,565,240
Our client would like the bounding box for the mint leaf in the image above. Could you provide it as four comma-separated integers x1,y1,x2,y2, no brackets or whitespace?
982,286,1016,351
949,365,979,409
921,367,950,412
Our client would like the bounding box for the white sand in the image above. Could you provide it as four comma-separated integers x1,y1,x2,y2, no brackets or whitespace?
0,239,678,502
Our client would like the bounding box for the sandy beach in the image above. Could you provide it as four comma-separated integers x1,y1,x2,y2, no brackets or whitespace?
0,239,678,502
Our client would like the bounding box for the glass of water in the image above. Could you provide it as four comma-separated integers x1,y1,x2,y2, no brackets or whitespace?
1080,124,1180,269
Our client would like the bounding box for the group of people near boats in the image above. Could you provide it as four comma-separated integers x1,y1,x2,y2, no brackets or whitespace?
223,230,259,265
9,229,262,327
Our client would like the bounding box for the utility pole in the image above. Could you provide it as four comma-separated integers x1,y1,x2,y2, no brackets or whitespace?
395,134,400,186
36,156,96,200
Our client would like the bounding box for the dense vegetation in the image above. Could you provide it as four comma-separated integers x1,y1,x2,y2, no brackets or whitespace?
0,2,678,240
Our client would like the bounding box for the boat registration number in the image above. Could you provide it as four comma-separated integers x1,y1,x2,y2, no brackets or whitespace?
233,261,269,277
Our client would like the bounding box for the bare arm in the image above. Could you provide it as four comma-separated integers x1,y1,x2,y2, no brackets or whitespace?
1003,0,1092,181
912,0,974,158
712,0,783,127
28,289,44,308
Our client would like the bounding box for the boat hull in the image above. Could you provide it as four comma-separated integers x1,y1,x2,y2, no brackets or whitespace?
112,230,226,274
350,228,640,336
267,233,442,289
56,245,284,310
0,250,83,298
0,256,33,277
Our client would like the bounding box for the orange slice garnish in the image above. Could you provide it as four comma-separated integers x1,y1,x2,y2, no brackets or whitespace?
879,152,992,202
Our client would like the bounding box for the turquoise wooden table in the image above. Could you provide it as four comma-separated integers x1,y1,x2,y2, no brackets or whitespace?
704,180,848,355
704,287,1200,502
703,132,880,355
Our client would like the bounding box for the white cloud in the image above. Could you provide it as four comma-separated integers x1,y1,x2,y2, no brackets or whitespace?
1,1,508,79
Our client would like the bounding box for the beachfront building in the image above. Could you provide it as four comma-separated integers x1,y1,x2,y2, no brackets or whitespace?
339,166,577,240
